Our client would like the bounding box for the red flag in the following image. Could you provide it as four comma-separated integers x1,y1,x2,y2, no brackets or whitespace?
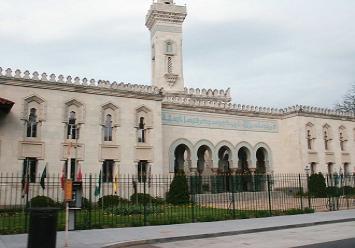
77,165,83,182
60,164,65,190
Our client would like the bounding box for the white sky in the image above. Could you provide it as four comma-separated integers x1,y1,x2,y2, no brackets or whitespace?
1,0,355,108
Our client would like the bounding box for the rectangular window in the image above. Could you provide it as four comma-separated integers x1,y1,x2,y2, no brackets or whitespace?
102,160,114,183
137,160,147,183
104,127,113,142
67,124,79,139
65,159,77,181
27,122,37,138
22,158,37,183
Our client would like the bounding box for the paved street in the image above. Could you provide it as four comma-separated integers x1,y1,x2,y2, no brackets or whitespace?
1,210,355,248
147,222,355,248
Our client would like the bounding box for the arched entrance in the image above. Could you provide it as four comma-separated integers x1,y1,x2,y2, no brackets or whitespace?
238,147,250,173
169,139,194,174
255,147,268,191
217,146,232,192
174,144,191,174
197,145,213,176
256,148,267,174
238,147,252,191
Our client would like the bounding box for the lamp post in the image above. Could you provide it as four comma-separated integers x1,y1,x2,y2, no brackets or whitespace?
304,165,311,209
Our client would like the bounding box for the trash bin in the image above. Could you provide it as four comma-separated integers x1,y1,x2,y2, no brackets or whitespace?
27,208,59,248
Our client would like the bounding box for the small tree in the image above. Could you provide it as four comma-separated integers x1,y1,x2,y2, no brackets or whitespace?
308,173,327,198
166,171,190,205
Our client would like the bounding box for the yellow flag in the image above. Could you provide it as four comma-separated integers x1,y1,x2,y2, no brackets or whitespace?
113,165,119,194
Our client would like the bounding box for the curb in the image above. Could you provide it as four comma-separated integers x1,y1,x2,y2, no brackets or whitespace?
102,218,355,248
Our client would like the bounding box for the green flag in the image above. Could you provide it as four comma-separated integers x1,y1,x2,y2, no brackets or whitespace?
95,170,102,197
40,165,47,190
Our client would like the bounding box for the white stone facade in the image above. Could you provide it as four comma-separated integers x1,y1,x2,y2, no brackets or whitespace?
0,1,354,179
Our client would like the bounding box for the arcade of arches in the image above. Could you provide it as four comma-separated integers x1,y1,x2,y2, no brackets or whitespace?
171,140,272,176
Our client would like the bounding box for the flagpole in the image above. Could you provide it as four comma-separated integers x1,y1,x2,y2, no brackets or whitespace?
64,141,72,248
26,158,30,209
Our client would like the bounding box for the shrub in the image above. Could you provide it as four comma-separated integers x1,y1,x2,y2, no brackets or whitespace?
29,196,57,207
97,195,130,208
304,207,315,213
326,186,341,197
130,193,157,205
166,171,190,205
341,186,354,196
308,173,327,198
106,204,164,216
285,208,304,215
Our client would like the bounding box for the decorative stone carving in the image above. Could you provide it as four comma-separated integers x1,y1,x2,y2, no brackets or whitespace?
15,69,21,78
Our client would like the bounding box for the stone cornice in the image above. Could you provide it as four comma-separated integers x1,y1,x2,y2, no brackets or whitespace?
163,96,355,121
0,67,163,101
162,103,282,120
145,3,187,30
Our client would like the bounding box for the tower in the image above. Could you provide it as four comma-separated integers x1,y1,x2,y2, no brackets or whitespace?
145,0,187,92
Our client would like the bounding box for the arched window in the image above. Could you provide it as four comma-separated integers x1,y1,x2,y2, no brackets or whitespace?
26,108,37,138
104,114,113,142
166,41,173,53
138,117,146,143
67,111,78,139
339,126,347,151
324,130,329,150
307,130,312,150
305,123,315,150
339,132,345,151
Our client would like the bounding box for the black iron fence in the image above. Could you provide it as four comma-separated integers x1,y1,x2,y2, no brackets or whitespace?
0,172,354,234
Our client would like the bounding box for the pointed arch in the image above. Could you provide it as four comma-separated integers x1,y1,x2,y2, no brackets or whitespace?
193,139,216,162
136,105,153,127
169,138,194,173
101,102,119,127
23,95,46,121
215,140,237,164
254,142,273,173
64,98,85,124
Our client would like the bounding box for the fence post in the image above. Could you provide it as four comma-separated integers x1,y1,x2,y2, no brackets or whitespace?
143,176,147,226
267,174,272,216
230,175,236,219
306,173,312,209
88,174,92,229
298,174,304,210
190,176,196,223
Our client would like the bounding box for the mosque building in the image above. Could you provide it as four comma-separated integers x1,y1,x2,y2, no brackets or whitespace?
0,0,354,183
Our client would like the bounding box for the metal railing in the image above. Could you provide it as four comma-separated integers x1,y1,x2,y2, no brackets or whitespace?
0,172,354,234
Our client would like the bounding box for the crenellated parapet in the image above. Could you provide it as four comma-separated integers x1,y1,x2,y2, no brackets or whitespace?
282,105,355,118
163,96,355,120
182,87,232,102
0,67,162,97
163,96,283,116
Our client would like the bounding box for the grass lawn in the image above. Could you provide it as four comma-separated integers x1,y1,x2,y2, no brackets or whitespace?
0,205,311,235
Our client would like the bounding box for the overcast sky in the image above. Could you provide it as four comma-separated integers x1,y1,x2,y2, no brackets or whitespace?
1,0,355,108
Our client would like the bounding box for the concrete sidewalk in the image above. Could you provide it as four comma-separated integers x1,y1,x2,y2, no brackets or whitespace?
1,210,354,248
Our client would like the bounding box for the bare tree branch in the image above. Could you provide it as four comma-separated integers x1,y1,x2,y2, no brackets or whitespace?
335,83,355,114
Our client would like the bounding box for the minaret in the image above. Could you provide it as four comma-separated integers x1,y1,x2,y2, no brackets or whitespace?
145,0,187,92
